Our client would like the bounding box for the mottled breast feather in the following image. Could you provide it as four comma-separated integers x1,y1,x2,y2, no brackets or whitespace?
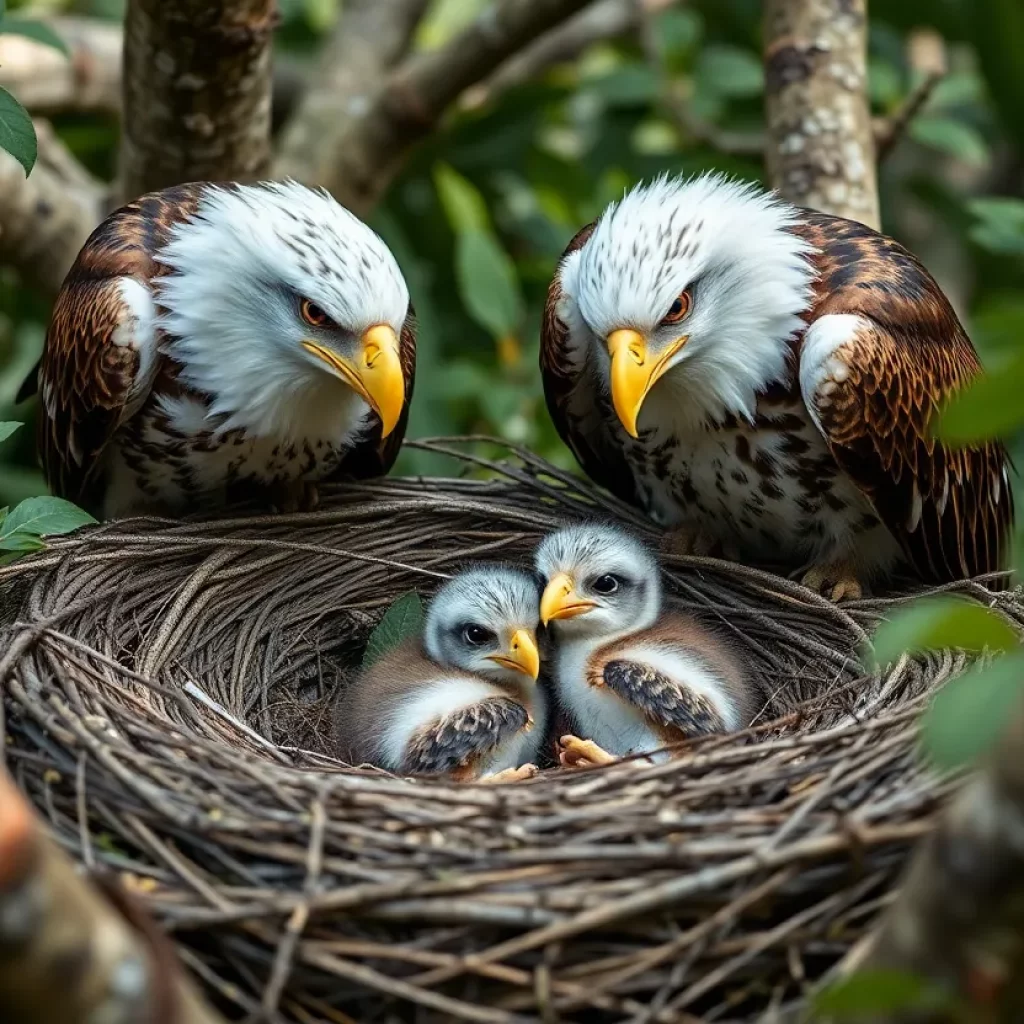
795,211,1013,582
401,696,529,777
35,183,210,512
540,221,640,506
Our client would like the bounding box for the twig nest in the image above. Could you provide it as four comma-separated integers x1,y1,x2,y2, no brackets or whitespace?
1,441,1018,1022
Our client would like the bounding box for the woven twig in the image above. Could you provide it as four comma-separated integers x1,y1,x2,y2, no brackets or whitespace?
1,438,1018,1023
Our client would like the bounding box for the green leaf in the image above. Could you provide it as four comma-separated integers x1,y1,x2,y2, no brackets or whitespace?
923,653,1024,771
937,349,1024,444
0,532,44,554
0,86,36,175
0,18,71,56
362,592,425,669
454,229,523,340
695,45,764,99
870,596,1019,667
967,196,1024,256
0,496,97,539
434,163,490,234
0,421,22,443
813,968,954,1017
910,116,989,166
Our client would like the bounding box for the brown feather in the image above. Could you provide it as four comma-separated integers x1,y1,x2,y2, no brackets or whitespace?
796,212,1013,582
37,183,210,511
591,611,758,744
541,222,640,505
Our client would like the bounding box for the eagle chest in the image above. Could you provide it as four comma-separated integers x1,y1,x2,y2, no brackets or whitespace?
629,399,878,561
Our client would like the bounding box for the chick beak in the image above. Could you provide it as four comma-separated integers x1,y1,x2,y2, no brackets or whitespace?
606,328,688,439
302,323,405,437
540,573,597,625
488,628,540,680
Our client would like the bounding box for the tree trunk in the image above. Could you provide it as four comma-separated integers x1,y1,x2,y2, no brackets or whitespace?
119,0,275,202
762,0,880,229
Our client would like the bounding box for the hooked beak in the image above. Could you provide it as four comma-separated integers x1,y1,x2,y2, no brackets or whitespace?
540,573,597,625
488,627,540,680
606,328,688,439
302,323,405,438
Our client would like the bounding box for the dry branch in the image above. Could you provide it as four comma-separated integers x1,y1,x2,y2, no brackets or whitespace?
763,0,880,228
277,0,597,216
119,0,276,202
0,765,225,1024
0,121,105,299
0,17,121,117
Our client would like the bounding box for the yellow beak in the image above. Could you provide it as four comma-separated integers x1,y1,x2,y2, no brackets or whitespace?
606,328,688,439
488,627,540,680
302,323,405,438
540,573,597,625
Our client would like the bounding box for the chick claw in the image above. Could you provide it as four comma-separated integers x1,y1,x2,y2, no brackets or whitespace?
799,561,864,603
479,764,539,784
558,734,618,769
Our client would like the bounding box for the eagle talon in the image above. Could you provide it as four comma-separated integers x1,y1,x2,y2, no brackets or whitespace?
479,763,538,784
558,734,618,769
800,562,864,603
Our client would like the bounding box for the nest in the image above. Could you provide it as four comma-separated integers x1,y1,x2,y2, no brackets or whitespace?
1,439,1017,1023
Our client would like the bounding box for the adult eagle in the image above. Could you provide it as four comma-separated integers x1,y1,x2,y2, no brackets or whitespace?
541,174,1011,599
20,180,416,519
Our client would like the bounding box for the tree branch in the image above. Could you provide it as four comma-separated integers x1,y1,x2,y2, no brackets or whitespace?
0,766,226,1024
276,0,597,216
0,121,105,299
119,0,276,202
0,17,121,117
274,0,432,185
763,0,880,228
461,0,644,110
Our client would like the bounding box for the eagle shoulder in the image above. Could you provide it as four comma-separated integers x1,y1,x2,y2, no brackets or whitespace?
795,213,1012,581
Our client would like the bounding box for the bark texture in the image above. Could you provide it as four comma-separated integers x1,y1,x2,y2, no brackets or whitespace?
763,0,880,228
0,121,105,299
119,0,276,202
0,767,226,1024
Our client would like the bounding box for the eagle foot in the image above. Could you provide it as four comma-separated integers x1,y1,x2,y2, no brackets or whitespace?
478,763,538,784
659,525,734,560
799,561,864,603
558,734,618,769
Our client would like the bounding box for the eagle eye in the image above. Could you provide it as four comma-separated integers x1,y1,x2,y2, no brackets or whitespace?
661,290,692,326
300,298,335,329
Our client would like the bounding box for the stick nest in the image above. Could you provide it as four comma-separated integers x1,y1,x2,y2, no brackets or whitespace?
1,439,1017,1023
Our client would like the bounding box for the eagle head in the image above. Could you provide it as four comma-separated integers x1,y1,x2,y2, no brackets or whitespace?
559,173,817,435
154,180,410,441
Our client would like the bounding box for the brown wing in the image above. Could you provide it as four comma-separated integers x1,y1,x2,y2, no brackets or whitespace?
329,306,416,481
600,658,727,737
540,223,640,505
36,184,210,513
797,213,1013,582
401,696,529,778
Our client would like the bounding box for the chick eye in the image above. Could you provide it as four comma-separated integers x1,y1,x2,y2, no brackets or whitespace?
660,291,692,326
462,624,495,646
300,298,333,328
590,574,622,595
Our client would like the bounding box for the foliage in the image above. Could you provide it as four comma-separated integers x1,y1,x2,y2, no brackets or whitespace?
0,3,68,173
0,422,95,562
810,968,958,1019
361,592,425,668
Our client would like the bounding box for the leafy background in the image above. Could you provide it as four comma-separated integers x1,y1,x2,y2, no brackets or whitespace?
0,0,1022,501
